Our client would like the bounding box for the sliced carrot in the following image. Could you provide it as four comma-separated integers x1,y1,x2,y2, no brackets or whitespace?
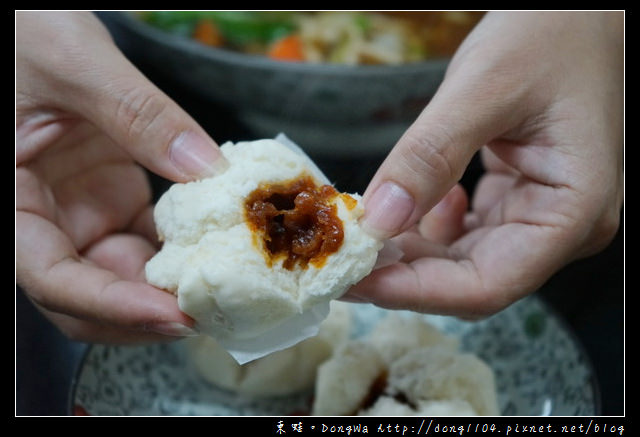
267,34,305,61
193,19,223,47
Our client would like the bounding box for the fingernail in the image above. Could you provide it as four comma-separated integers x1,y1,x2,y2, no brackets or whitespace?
361,182,415,239
169,131,228,179
149,321,200,337
339,294,371,303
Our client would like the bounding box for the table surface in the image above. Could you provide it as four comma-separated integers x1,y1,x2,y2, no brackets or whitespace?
15,14,624,416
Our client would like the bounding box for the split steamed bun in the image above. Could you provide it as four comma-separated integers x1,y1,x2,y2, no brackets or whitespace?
311,340,386,416
311,313,500,416
359,397,478,416
187,301,352,397
145,137,382,362
385,346,500,416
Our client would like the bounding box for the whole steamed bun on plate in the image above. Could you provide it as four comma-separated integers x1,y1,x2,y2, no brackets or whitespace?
145,135,383,363
311,314,500,416
186,300,351,397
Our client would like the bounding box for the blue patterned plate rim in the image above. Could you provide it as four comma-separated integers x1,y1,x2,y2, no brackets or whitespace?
67,294,601,416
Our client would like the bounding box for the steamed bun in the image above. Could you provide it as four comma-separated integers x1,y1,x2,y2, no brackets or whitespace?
367,313,459,364
187,301,352,397
145,138,382,360
359,397,478,416
386,346,500,416
311,313,500,416
311,341,385,416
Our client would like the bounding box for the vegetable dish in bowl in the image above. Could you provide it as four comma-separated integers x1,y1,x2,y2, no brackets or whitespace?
138,11,482,65
102,11,484,156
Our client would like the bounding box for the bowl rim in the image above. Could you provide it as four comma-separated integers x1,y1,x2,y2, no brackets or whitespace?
105,11,452,76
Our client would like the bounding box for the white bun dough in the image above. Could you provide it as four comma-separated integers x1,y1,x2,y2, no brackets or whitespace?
187,301,352,397
145,138,381,361
312,313,500,416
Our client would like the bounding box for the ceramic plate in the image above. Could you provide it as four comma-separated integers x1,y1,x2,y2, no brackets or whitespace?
70,295,599,416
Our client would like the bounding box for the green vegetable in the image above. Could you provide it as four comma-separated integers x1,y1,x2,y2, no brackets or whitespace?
407,41,428,61
353,13,371,34
140,11,201,37
140,11,298,48
207,11,297,47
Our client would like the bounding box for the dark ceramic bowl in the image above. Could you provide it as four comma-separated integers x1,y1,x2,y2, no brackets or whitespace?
102,12,451,157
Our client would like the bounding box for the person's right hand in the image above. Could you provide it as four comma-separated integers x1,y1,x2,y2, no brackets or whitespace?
348,12,623,318
16,11,228,343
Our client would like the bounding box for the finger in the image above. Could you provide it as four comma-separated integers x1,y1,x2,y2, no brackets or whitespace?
358,100,483,240
418,184,468,245
372,239,405,270
20,12,228,182
82,233,157,282
480,145,519,175
468,172,516,226
348,260,491,316
129,205,160,248
32,299,183,344
16,211,197,338
44,154,153,251
385,232,450,263
359,27,549,240
349,222,571,318
358,85,503,240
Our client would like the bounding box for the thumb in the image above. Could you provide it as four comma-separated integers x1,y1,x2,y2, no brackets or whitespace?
45,12,228,182
90,68,229,182
359,102,484,239
360,61,534,240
